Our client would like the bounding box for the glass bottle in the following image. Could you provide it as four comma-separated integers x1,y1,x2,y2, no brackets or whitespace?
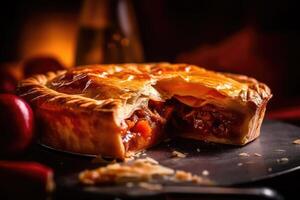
75,0,144,65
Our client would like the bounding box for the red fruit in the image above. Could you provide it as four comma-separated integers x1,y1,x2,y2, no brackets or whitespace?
0,161,55,198
23,56,65,77
0,94,34,155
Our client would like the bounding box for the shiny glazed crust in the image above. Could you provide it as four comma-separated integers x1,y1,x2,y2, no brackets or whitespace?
18,63,272,159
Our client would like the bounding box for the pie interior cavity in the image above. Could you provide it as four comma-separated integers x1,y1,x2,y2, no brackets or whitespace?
18,63,272,159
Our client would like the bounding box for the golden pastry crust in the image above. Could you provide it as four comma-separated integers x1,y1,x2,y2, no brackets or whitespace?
79,158,208,185
18,63,272,159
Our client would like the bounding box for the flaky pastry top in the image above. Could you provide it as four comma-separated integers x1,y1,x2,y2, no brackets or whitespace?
18,63,272,123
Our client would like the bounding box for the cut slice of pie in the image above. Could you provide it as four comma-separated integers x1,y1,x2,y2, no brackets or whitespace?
18,63,272,159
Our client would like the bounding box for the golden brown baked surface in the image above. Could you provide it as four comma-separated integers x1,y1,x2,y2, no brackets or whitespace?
79,157,209,185
18,63,272,159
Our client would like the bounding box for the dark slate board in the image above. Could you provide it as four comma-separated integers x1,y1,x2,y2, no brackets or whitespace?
28,120,300,198
144,121,300,185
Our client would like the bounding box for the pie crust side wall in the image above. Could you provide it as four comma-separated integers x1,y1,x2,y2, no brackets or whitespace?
221,73,272,144
18,71,126,158
36,106,124,157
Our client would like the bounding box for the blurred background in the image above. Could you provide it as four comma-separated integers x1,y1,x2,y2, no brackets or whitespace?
0,0,299,121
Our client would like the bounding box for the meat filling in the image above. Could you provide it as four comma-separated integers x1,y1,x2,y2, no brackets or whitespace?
122,99,244,152
170,100,244,139
121,100,174,152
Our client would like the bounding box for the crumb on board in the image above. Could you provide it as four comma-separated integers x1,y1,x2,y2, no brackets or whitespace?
275,149,286,152
277,157,289,163
171,150,187,158
142,157,159,165
174,170,205,183
202,170,210,176
238,152,262,157
138,182,163,190
196,148,201,152
124,157,134,162
133,151,144,158
237,163,243,167
239,152,250,157
293,139,300,145
268,167,273,172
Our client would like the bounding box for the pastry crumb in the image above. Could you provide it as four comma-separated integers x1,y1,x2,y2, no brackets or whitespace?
268,167,273,172
293,139,300,145
239,152,250,157
124,157,134,162
175,170,205,183
277,157,289,163
280,157,289,162
141,157,159,165
171,150,187,158
133,151,144,158
237,163,243,167
254,153,262,157
275,149,286,152
202,170,209,176
138,182,162,190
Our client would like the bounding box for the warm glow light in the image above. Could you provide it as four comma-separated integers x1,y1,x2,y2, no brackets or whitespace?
20,14,78,67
